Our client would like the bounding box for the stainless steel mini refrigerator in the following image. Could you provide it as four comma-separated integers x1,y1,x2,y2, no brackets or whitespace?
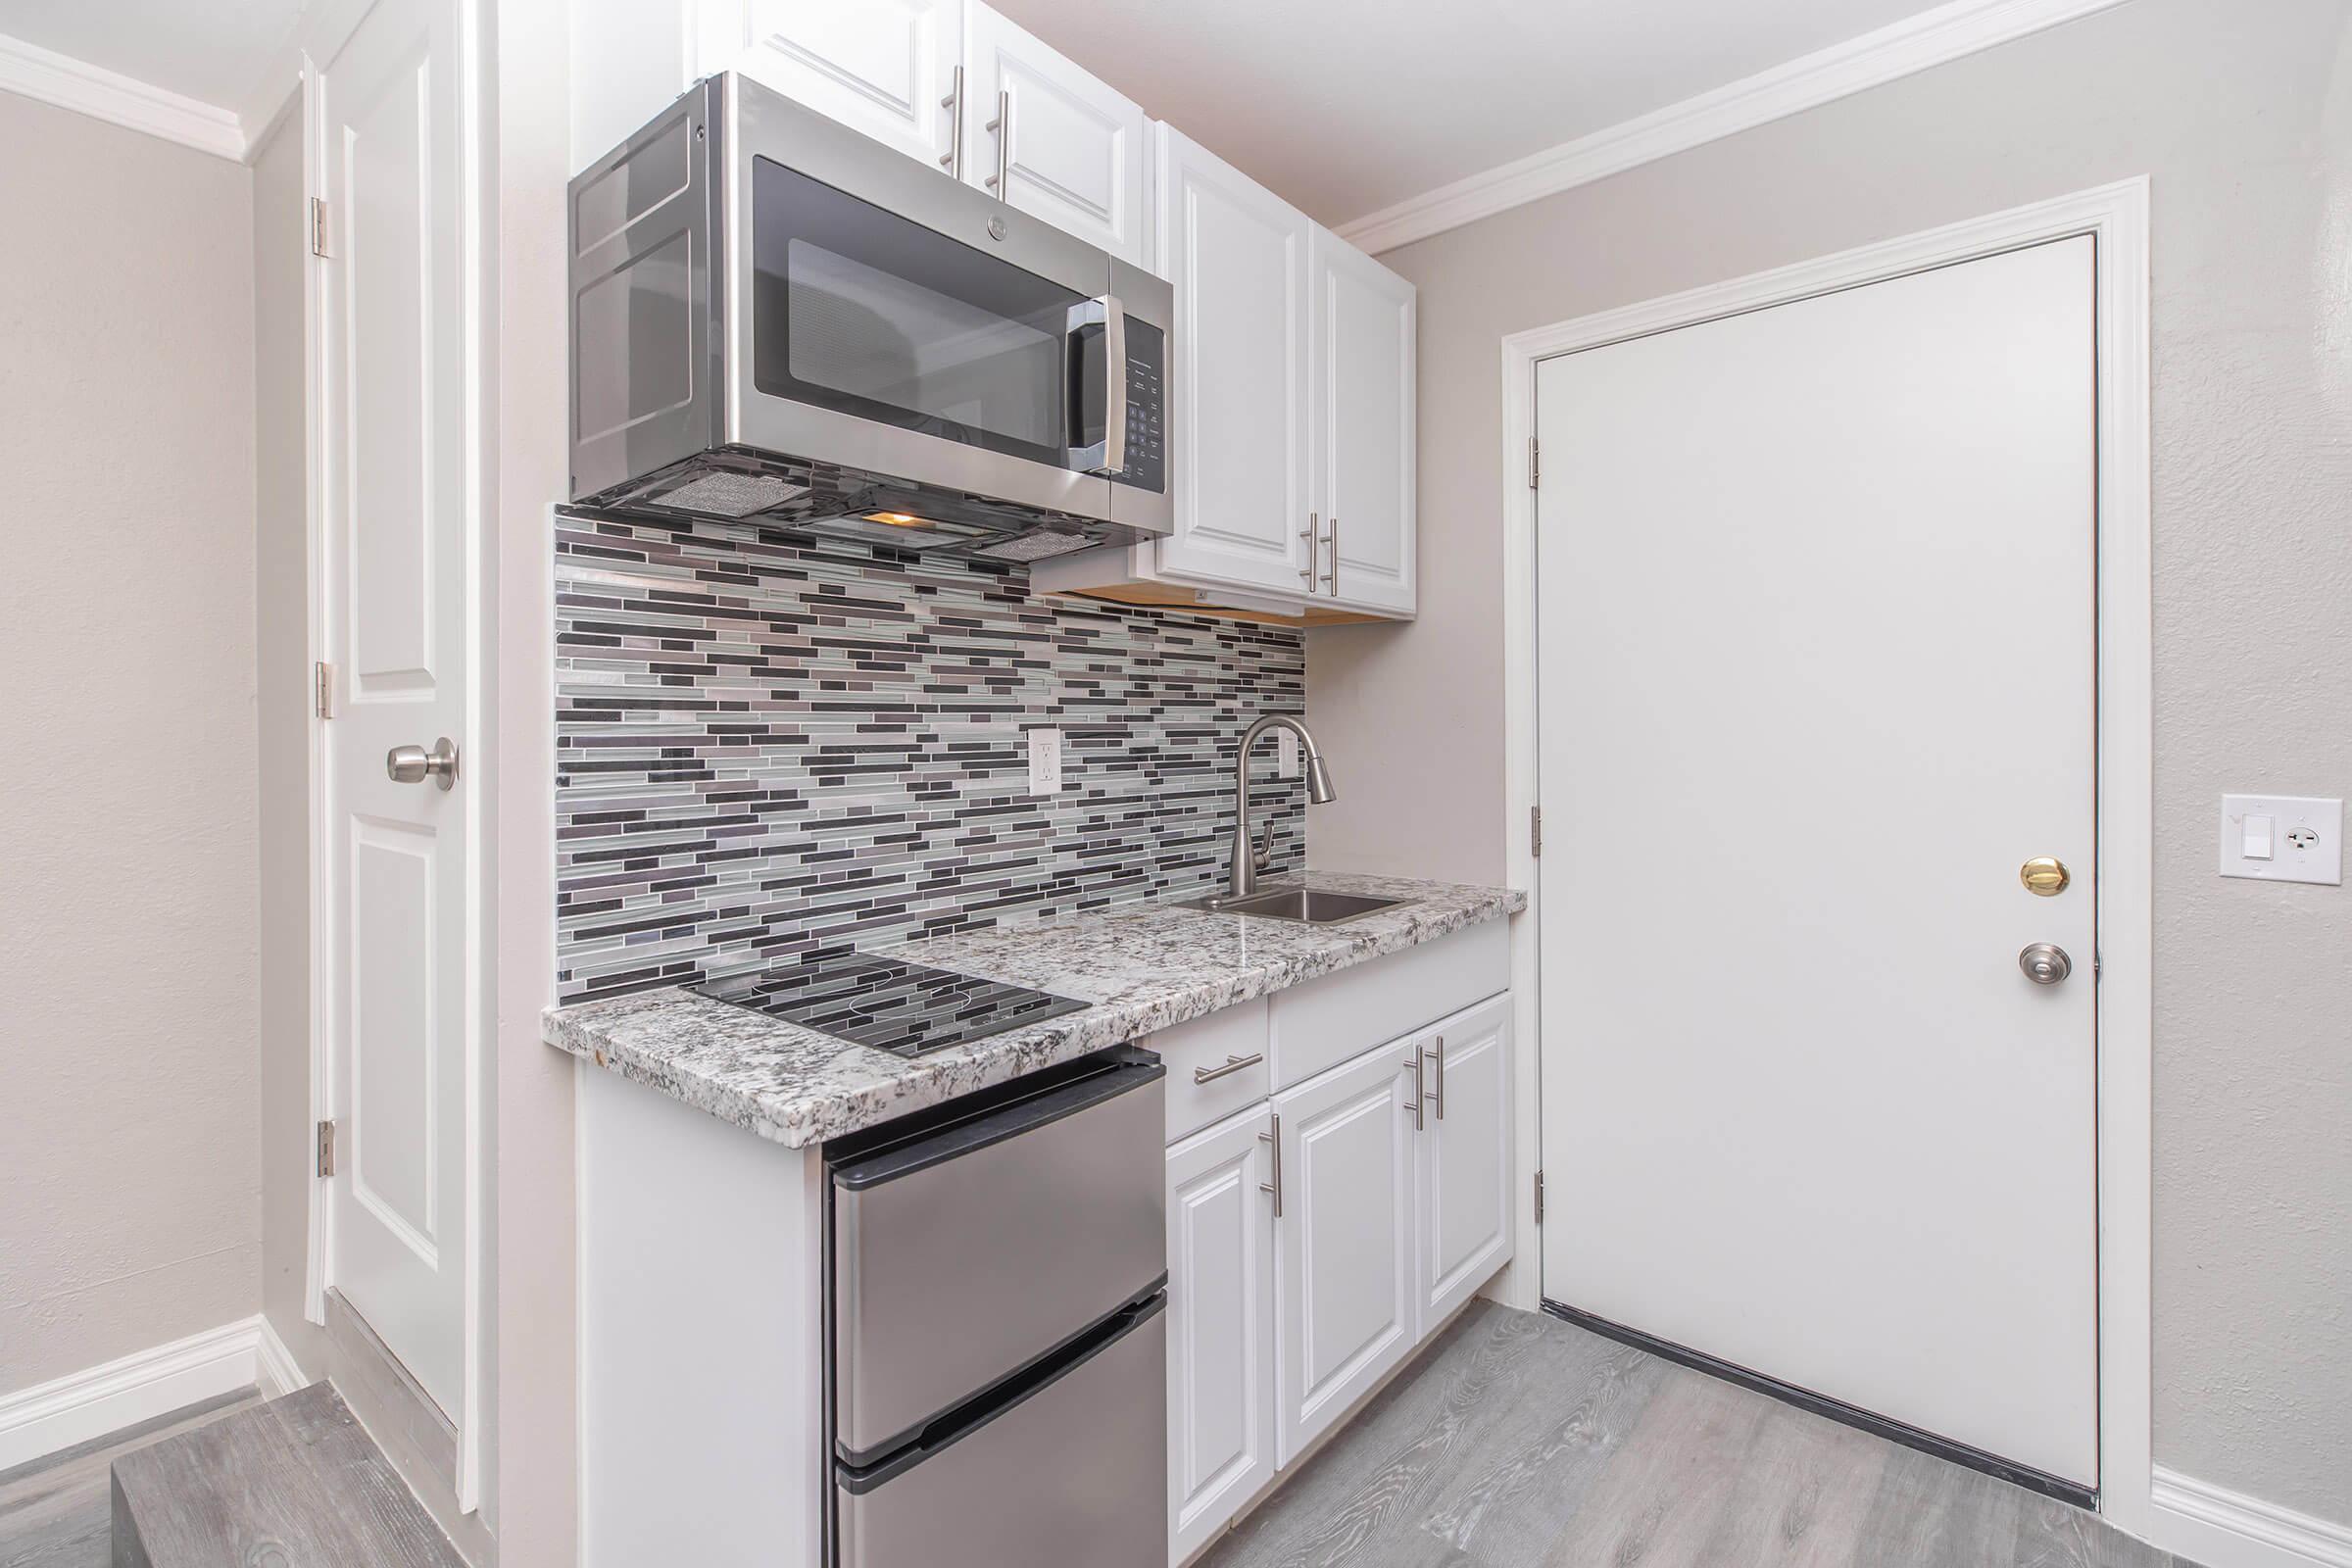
824,1047,1168,1567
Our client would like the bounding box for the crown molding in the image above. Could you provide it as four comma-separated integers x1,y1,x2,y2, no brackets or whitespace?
0,30,244,160
1333,0,2137,255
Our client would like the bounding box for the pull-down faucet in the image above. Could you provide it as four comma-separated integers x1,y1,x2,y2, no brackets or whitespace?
1220,713,1337,903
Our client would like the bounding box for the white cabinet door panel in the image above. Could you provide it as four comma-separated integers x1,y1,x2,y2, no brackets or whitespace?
1166,1107,1277,1562
1416,996,1512,1327
962,3,1150,268
1273,1045,1417,1466
1154,123,1313,597
1311,225,1415,614
700,0,960,169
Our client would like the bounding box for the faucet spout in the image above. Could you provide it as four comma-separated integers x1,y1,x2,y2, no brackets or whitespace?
1226,713,1336,902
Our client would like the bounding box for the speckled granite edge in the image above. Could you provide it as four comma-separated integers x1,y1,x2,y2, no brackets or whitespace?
542,872,1525,1148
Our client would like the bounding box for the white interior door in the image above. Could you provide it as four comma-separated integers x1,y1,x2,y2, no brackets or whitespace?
1536,237,2098,1487
318,0,469,1421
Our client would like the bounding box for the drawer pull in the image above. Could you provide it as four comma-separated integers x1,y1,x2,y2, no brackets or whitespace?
1194,1052,1264,1085
1424,1035,1445,1120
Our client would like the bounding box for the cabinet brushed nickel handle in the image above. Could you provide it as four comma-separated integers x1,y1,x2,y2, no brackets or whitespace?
1194,1052,1264,1085
1403,1047,1425,1131
985,88,1010,191
1258,1116,1282,1216
1423,1034,1445,1120
939,66,964,176
1320,514,1339,592
1298,513,1318,582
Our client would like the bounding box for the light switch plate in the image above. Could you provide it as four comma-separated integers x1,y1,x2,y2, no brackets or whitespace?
1276,727,1299,779
1026,727,1063,794
2220,794,2341,884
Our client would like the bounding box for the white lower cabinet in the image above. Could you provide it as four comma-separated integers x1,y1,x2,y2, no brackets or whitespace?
1162,975,1515,1561
1413,995,1515,1328
1271,1042,1420,1466
1165,1107,1279,1564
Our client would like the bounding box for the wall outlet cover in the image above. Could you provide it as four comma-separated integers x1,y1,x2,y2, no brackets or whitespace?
2219,794,2341,885
1027,726,1063,794
1276,727,1299,779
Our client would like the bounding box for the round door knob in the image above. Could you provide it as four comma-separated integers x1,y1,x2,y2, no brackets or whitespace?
387,737,460,791
2019,943,2072,985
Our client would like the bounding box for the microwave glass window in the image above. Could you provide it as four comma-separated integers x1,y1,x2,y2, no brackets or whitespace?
753,157,1080,466
784,240,1060,449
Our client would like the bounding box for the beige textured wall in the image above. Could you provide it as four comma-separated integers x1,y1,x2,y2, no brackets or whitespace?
1307,0,2352,1522
249,112,332,1385
0,94,262,1394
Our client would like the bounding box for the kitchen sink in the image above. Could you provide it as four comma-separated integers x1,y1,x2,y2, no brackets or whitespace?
1175,887,1411,925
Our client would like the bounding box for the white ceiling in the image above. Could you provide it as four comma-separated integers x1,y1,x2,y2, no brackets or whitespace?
0,0,305,110
988,0,1957,226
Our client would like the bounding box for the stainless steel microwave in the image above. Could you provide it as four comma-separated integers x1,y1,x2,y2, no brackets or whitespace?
567,73,1173,562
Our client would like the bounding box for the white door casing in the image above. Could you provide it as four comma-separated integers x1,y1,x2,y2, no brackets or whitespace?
1154,122,1314,597
317,0,470,1422
1310,224,1415,614
961,3,1150,269
1535,236,2098,1486
1415,996,1512,1328
1165,1106,1278,1562
1272,1043,1417,1467
698,0,961,168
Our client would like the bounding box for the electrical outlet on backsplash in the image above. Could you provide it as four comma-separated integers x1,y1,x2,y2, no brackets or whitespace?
553,511,1309,1002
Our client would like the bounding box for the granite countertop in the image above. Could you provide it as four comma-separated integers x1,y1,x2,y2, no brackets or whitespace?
541,871,1525,1148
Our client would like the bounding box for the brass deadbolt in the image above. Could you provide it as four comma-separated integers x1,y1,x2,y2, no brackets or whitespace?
2021,857,2071,897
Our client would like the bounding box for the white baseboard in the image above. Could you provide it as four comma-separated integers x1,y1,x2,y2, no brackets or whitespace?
0,1315,307,1473
2150,1467,2352,1568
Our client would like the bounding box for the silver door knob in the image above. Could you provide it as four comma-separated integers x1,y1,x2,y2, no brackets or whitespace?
2018,943,2072,985
387,737,459,791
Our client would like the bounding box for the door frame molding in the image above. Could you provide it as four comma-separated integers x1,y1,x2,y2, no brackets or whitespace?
1494,177,2153,1534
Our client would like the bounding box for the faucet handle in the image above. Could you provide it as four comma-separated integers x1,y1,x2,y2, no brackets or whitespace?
1251,819,1274,873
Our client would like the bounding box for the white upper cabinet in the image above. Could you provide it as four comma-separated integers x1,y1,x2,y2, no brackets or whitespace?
696,0,962,168
1311,226,1416,615
961,4,1151,269
1154,122,1316,598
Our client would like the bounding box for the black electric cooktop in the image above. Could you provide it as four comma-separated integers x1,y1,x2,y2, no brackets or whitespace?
691,955,1089,1058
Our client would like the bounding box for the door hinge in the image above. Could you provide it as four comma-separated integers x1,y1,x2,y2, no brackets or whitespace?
315,662,334,718
316,1119,337,1178
1528,436,1540,490
1530,805,1543,858
310,196,330,258
1534,1169,1544,1224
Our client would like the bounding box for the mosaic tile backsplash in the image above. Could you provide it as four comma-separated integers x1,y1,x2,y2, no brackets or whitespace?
555,513,1307,1002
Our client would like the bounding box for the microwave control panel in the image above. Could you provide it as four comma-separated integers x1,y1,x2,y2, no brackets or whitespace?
1112,318,1165,495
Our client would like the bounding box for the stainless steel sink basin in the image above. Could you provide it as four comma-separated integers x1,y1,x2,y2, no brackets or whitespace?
1176,887,1410,925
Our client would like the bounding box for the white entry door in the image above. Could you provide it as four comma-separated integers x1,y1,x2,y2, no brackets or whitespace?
317,0,469,1421
1536,237,2097,1487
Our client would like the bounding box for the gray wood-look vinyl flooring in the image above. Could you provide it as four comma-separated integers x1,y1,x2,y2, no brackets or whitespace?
0,1390,262,1568
110,1382,466,1568
1202,1303,2196,1568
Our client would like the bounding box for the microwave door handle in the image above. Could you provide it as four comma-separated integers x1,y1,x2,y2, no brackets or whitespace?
1068,295,1127,477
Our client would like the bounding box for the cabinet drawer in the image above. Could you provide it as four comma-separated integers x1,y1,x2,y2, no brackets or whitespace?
1269,923,1508,1091
1153,999,1271,1143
